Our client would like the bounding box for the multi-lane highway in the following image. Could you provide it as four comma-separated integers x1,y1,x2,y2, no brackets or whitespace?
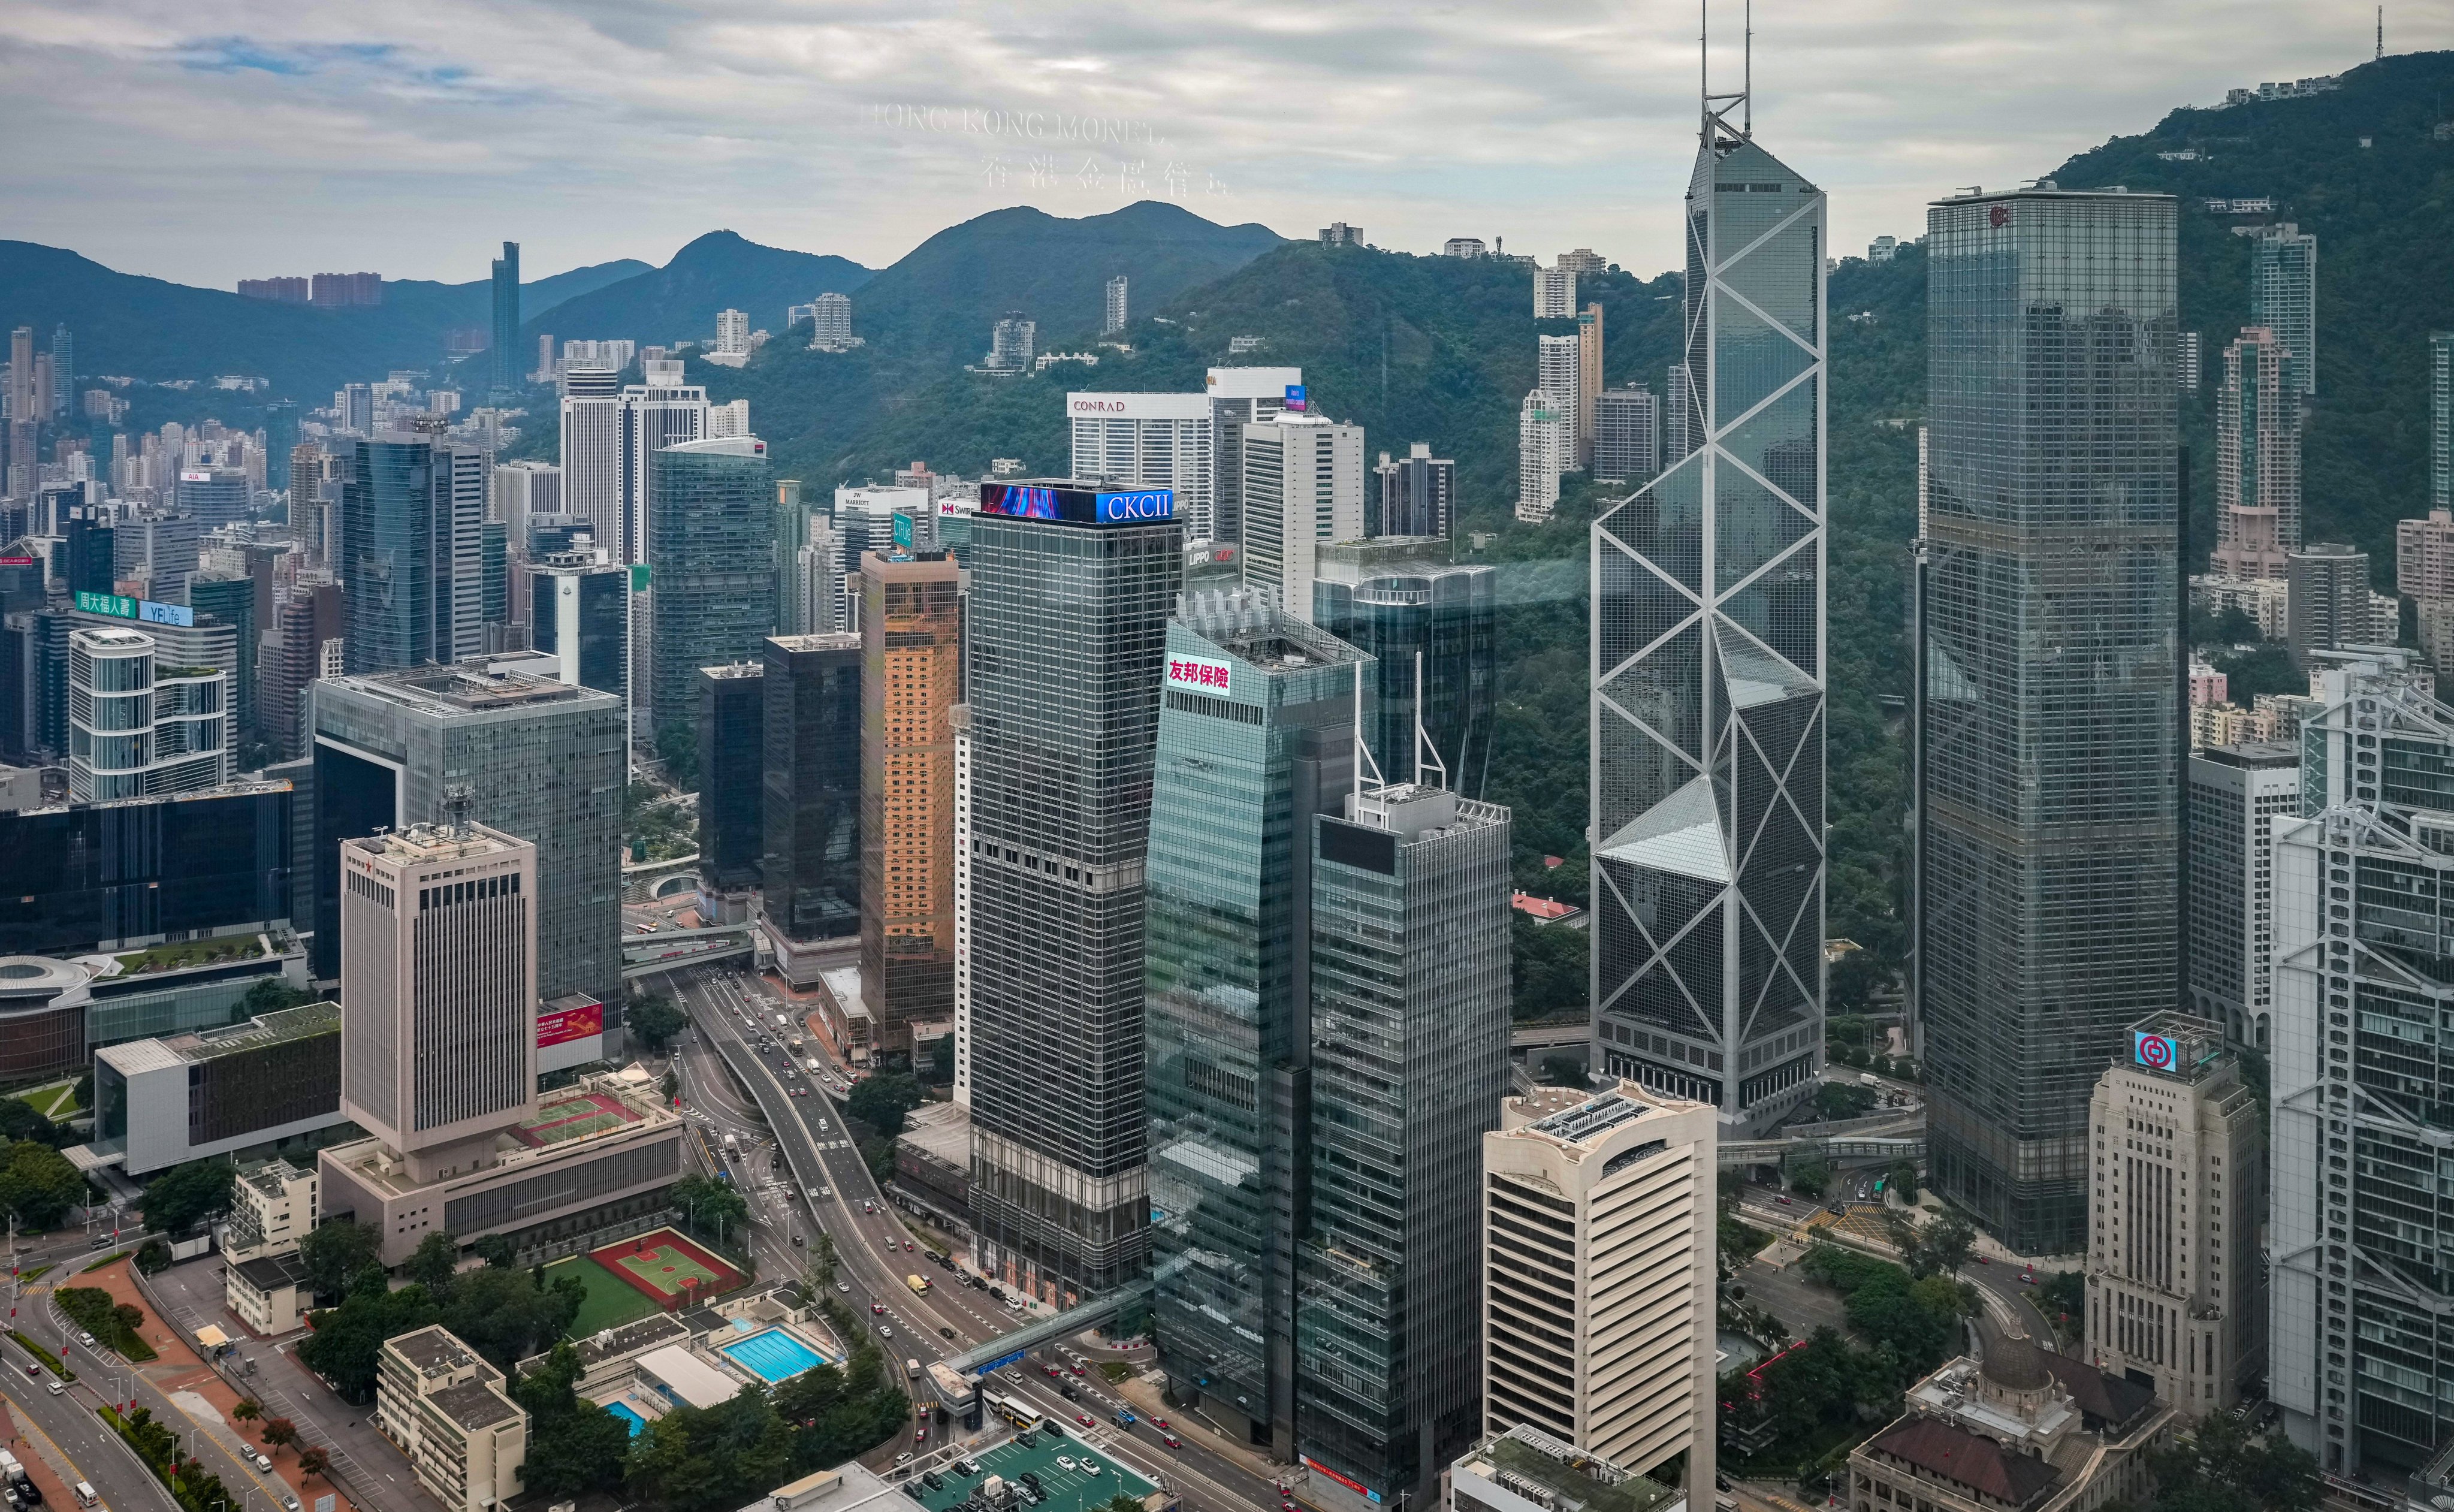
653,966,1278,1512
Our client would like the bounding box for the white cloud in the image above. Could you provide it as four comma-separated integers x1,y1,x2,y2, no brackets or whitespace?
0,0,2435,286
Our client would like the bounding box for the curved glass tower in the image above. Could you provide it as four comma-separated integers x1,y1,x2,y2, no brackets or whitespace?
1589,99,1827,1133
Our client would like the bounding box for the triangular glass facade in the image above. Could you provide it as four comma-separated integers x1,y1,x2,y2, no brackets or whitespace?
1592,125,1827,1128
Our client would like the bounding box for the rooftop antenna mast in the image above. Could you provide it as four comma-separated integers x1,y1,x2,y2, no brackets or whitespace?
1701,0,1751,149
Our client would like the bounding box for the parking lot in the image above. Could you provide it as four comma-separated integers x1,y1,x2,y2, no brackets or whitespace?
906,1429,1157,1512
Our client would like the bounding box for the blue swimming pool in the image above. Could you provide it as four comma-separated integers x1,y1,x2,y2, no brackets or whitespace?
719,1328,829,1383
606,1401,648,1438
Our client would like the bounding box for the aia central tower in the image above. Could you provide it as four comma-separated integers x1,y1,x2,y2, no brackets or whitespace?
1589,81,1828,1134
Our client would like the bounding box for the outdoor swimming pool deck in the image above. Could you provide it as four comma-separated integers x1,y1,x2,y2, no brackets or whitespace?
718,1325,832,1383
606,1400,649,1437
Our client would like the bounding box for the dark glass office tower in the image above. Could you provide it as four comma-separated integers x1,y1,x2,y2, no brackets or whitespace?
647,437,775,759
530,554,630,701
1916,188,2180,1254
697,661,765,891
1297,782,1511,1504
338,431,487,675
967,482,1182,1302
309,665,623,1006
1146,590,1366,1454
490,240,520,396
188,574,256,738
1313,539,1496,800
1590,99,1827,1133
761,633,862,943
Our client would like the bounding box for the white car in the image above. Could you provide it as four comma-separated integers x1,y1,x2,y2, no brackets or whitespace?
1055,1457,1076,1472
837,1282,852,1293
1083,1463,1101,1478
252,1451,274,1473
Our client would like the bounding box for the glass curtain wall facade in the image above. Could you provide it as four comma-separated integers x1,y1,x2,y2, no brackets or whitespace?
1296,784,1511,1502
760,633,862,943
966,502,1181,1302
339,434,487,675
2271,652,2454,1483
1313,545,1496,801
1589,116,1828,1133
696,662,766,890
647,437,776,761
1915,189,2180,1254
1146,592,1365,1453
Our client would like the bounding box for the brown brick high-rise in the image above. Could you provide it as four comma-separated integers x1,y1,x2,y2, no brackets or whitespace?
859,548,960,1058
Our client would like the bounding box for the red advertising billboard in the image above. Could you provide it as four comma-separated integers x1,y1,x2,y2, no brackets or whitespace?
538,999,605,1047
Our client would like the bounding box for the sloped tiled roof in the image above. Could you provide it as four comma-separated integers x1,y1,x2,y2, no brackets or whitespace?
1870,1417,2061,1508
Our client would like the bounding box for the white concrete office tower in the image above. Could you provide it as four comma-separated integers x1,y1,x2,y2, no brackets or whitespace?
1205,366,1303,545
1068,393,1215,540
2251,222,2317,398
1593,387,1660,485
2179,330,2203,391
620,360,710,565
1537,334,1583,462
337,817,538,1185
1533,264,1577,319
1104,275,1128,336
2084,1012,2264,1418
2271,648,2454,1482
67,626,229,801
2209,327,2300,580
808,292,858,351
2184,743,2300,1050
1239,411,1363,624
708,399,751,438
1515,390,1565,524
714,308,751,358
491,460,562,544
558,369,622,559
1592,84,1826,1134
1481,1081,1716,1512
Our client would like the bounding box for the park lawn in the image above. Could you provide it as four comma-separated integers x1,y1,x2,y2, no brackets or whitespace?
547,1256,669,1338
17,1081,80,1119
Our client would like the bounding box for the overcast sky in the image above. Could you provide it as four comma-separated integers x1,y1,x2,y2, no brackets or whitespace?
4,0,2441,289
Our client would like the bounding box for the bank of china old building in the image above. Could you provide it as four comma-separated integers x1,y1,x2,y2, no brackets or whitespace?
1589,102,1828,1134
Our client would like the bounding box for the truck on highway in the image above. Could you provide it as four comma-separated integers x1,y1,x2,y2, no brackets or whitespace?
906,1273,931,1296
723,1131,739,1154
906,1357,922,1379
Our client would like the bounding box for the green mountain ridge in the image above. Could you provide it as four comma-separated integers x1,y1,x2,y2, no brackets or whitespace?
515,230,874,352
0,242,651,400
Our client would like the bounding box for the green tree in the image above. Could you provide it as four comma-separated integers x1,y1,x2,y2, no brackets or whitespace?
1885,1160,1920,1205
296,1220,381,1300
2144,1407,2320,1512
1509,913,1588,1020
295,1447,330,1483
141,1158,236,1236
1786,1161,1831,1199
515,1344,631,1499
844,1072,926,1137
296,1276,443,1402
672,1173,751,1246
240,977,314,1017
625,1389,792,1512
0,1099,63,1148
1539,1054,1584,1087
473,1233,518,1268
627,993,688,1054
1810,1082,1878,1121
134,1239,173,1275
441,1264,585,1371
404,1231,461,1293
0,1139,89,1229
925,1033,955,1084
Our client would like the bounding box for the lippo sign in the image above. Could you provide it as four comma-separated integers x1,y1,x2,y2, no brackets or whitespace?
1166,654,1233,697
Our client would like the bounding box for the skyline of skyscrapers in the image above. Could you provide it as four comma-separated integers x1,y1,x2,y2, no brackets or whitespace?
2210,325,2301,580
337,428,487,675
2251,221,2317,398
488,241,520,397
1916,186,2180,1255
759,631,864,977
645,434,774,749
858,547,960,1057
1589,94,1828,1136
